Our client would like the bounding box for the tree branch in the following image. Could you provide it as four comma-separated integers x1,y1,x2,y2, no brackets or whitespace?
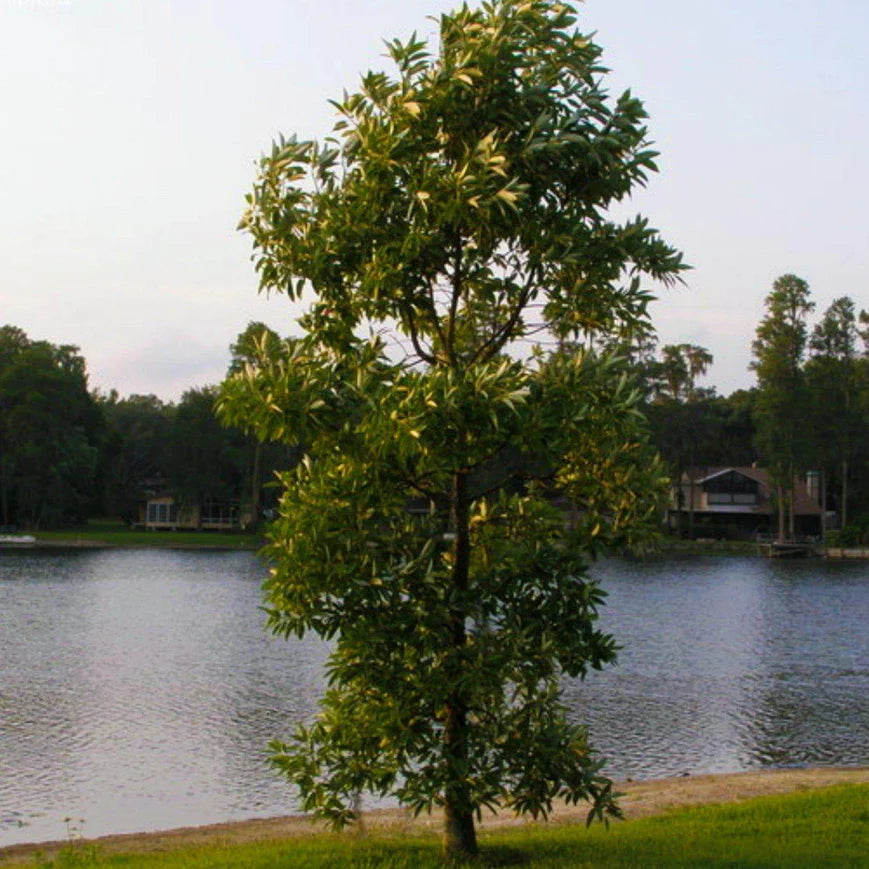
468,282,534,367
403,303,438,366
446,236,463,366
424,277,449,364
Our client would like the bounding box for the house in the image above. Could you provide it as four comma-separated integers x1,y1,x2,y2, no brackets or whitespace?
137,495,252,531
669,466,823,539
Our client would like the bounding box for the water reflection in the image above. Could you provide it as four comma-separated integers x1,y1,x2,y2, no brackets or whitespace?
1,549,329,844
1,550,867,845
568,556,869,779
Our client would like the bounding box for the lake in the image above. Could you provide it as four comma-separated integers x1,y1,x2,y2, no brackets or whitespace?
1,548,867,845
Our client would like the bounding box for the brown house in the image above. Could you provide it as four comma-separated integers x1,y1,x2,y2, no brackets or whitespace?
670,466,823,538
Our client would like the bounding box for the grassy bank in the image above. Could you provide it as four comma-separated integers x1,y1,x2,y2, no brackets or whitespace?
657,537,760,556
32,520,261,550
13,782,869,868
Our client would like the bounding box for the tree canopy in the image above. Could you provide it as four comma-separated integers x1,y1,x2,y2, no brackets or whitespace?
751,274,815,539
0,326,102,529
219,0,684,858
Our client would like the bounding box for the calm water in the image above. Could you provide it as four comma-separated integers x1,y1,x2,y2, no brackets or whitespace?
1,549,867,845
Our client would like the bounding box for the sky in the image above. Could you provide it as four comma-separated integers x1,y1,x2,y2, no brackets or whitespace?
1,0,867,400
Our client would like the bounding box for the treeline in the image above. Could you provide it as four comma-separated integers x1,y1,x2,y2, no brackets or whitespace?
0,323,288,530
3,277,868,535
634,275,869,540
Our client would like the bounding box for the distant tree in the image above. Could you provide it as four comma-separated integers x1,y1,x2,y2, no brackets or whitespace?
707,389,757,467
228,321,282,376
751,274,814,540
805,297,862,532
652,343,714,403
0,325,30,369
644,343,714,537
0,329,102,528
226,322,289,524
857,311,869,521
166,387,248,511
219,0,682,858
98,392,174,523
858,309,869,353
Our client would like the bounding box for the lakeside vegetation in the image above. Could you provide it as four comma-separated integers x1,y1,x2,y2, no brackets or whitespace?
29,520,260,550
4,284,869,543
18,783,869,868
0,325,291,534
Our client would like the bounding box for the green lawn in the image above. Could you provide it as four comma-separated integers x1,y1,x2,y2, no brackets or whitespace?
33,520,261,550
24,783,869,868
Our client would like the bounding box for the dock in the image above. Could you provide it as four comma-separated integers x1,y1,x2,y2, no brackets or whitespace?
756,540,817,558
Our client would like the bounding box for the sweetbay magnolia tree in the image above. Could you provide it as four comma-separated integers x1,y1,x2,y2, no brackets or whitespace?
219,0,683,857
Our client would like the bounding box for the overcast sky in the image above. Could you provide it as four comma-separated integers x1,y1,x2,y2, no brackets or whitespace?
1,0,866,400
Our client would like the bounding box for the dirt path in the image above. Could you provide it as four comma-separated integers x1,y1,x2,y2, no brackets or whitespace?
2,767,867,864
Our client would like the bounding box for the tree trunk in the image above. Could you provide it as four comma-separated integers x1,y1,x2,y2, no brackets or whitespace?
820,469,827,541
443,467,478,859
250,441,262,527
777,482,785,543
687,471,695,540
0,463,8,527
841,459,848,529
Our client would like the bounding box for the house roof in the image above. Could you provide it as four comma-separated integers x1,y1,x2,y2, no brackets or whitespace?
688,466,766,486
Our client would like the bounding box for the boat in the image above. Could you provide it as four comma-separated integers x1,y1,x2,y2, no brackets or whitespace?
0,535,37,546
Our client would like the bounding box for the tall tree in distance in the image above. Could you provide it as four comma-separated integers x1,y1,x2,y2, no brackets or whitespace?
646,343,714,537
227,322,285,525
806,297,861,532
751,274,814,541
227,322,282,376
219,0,683,858
655,343,713,403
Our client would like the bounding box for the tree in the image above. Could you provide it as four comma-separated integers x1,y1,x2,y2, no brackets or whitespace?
166,386,249,510
98,392,174,523
219,0,683,857
652,343,713,404
645,344,714,537
751,274,814,541
707,389,757,467
806,297,862,532
228,321,282,376
226,323,290,525
0,328,102,529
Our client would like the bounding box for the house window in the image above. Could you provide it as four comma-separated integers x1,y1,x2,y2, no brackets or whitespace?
200,503,239,527
708,492,734,505
703,472,759,505
147,501,177,524
733,493,757,504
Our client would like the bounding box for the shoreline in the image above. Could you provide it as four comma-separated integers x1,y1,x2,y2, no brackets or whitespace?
5,536,866,558
2,767,867,864
0,539,260,552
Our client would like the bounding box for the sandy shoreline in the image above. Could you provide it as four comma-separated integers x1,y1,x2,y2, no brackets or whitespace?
2,766,867,863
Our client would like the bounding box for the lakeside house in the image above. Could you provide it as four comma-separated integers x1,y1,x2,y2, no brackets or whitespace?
137,494,252,531
669,466,824,539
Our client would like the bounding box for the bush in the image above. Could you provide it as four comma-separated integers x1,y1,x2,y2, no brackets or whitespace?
838,525,862,547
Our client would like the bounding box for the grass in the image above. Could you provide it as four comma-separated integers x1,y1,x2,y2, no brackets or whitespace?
32,520,261,550
656,536,760,555
21,783,869,868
